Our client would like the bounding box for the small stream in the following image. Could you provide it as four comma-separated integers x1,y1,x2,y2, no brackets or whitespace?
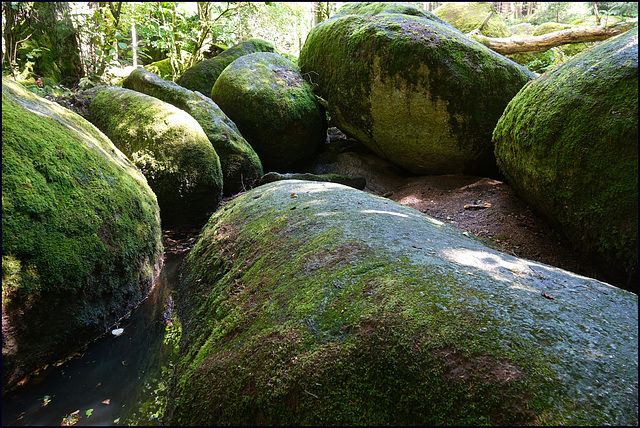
1,252,186,427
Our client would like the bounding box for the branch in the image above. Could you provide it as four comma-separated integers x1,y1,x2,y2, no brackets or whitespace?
469,20,637,54
479,11,493,33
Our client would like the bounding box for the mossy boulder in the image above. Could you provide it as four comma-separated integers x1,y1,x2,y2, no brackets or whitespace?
87,86,223,227
143,58,174,81
2,78,163,394
433,2,511,37
332,1,454,28
493,28,638,290
170,180,638,426
509,22,535,36
533,22,575,36
211,52,327,171
299,8,534,176
123,68,263,195
258,171,366,189
175,38,275,98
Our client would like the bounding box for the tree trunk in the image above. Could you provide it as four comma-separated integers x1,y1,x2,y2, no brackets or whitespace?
132,22,137,68
2,2,19,77
593,2,601,26
469,21,637,54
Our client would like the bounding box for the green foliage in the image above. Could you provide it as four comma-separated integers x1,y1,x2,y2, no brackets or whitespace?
596,2,639,17
123,314,182,426
237,2,309,57
2,2,83,85
509,2,593,25
2,2,313,84
523,47,567,73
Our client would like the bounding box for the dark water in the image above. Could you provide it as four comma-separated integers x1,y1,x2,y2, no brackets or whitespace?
1,252,185,427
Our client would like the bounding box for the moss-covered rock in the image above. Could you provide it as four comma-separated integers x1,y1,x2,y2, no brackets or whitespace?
87,86,223,227
2,78,163,394
433,2,511,37
332,1,455,29
144,58,174,81
170,180,638,426
509,22,535,36
299,8,534,176
175,38,275,98
258,171,366,189
533,22,575,36
123,68,263,195
211,52,327,171
493,28,638,290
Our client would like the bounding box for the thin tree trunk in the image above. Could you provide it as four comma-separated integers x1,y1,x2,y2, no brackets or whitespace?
469,21,637,54
132,22,137,67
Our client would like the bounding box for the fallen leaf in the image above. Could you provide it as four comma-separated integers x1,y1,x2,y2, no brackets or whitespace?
61,410,80,426
541,291,555,300
102,399,111,405
86,408,94,418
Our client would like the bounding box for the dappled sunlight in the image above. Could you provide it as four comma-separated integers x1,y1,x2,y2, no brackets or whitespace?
440,247,619,293
426,216,445,227
397,194,425,205
441,247,538,284
360,209,410,218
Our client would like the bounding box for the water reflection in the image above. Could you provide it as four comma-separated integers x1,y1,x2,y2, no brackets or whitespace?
1,253,185,426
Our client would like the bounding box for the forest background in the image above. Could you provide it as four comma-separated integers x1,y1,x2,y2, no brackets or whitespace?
2,2,638,98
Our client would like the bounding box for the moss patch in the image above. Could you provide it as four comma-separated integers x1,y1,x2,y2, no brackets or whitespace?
494,28,638,290
433,2,511,37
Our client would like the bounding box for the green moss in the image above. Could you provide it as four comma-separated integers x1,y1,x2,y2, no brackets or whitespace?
175,38,275,98
87,86,223,226
144,58,174,80
494,28,638,289
533,22,575,36
433,2,511,37
299,12,533,176
333,1,454,29
211,52,326,171
2,80,161,300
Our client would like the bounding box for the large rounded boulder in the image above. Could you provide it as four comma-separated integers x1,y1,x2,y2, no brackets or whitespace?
299,4,534,176
2,78,163,393
123,68,263,195
170,180,637,426
87,86,223,227
211,52,327,171
175,38,275,99
433,2,511,37
493,28,638,290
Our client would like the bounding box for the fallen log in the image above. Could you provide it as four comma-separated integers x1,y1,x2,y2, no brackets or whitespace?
468,20,637,54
